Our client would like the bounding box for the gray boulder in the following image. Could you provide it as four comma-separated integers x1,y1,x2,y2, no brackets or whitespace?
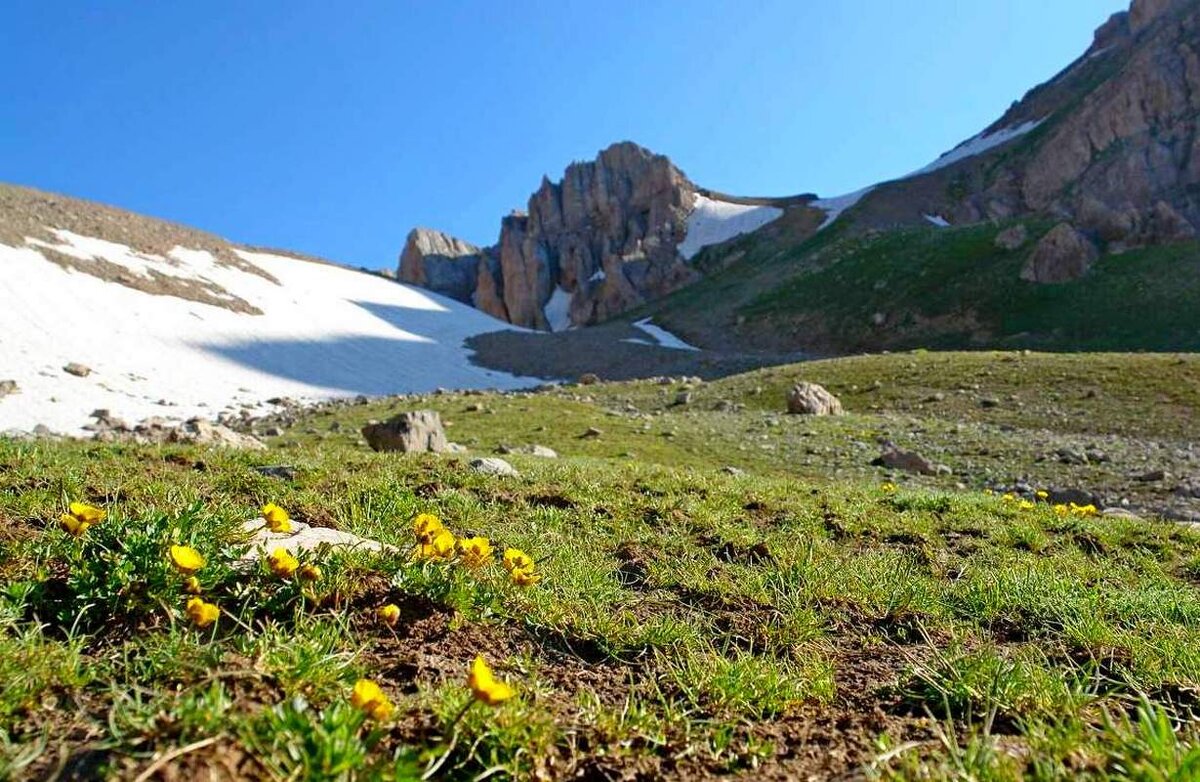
361,410,447,453
469,457,520,477
786,382,844,416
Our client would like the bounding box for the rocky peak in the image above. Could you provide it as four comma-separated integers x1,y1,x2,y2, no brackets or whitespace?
397,227,489,305
399,141,705,330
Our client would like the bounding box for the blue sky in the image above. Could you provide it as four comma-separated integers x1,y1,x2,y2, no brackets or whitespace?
1,1,1125,269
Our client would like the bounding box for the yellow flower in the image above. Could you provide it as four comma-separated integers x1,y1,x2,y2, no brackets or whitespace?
984,489,994,496
1035,490,1049,499
510,566,541,587
1002,493,1016,502
503,548,533,573
185,596,220,628
184,576,203,595
1070,503,1099,517
298,564,322,582
169,544,206,575
880,482,897,493
417,528,457,560
412,513,443,543
1017,500,1036,511
377,603,401,626
458,536,493,569
266,547,299,578
468,655,514,706
1053,504,1069,517
350,679,395,720
59,502,105,536
261,503,291,533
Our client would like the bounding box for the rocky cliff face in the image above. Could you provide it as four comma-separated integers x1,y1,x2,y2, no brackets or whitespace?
851,0,1200,261
399,142,704,330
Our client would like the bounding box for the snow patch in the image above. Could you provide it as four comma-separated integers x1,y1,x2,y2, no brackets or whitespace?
677,194,782,260
909,119,1043,178
626,318,700,352
812,186,876,231
543,287,573,332
0,237,535,436
923,214,951,228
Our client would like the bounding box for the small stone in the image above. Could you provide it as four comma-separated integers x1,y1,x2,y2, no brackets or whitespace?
580,427,603,439
873,442,936,475
0,380,17,398
63,362,93,377
1134,468,1167,482
578,373,601,386
469,457,520,477
722,466,746,476
254,465,297,480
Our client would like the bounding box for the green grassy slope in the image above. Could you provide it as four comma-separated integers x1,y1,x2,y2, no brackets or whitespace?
2,352,1200,779
648,218,1200,356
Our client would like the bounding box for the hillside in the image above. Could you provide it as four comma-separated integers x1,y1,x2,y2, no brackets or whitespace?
3,351,1200,779
0,183,545,436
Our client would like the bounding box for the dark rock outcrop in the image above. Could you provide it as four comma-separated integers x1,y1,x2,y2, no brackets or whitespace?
1020,224,1099,283
361,410,447,453
398,142,703,330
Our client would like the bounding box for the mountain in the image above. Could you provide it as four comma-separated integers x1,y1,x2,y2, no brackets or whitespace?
402,0,1200,354
399,142,809,330
0,183,537,435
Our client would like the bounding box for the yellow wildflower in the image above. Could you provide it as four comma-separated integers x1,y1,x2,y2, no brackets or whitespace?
59,502,105,536
417,528,456,560
1001,493,1016,503
184,576,203,595
185,596,220,628
350,679,395,720
266,547,299,578
169,544,205,575
1053,504,1069,517
378,603,401,626
261,503,291,533
510,566,541,587
503,548,533,573
1035,490,1049,500
458,536,493,569
298,564,322,582
880,482,897,493
1017,500,1036,511
412,513,443,543
468,655,515,705
1070,503,1099,517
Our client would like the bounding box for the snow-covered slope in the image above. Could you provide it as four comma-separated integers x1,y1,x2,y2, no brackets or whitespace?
677,194,783,260
0,232,534,435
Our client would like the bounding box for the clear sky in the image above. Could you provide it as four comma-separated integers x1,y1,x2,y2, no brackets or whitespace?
1,1,1126,269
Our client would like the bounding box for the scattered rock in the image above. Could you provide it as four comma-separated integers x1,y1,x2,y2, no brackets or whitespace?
469,457,520,477
1056,448,1089,465
90,415,267,449
1045,487,1103,507
63,362,93,378
873,442,937,475
254,465,297,481
578,373,601,386
239,518,392,562
994,224,1029,250
580,427,604,439
674,390,693,406
361,410,447,453
498,444,558,458
444,442,469,454
1020,223,1098,284
721,466,746,476
0,380,17,398
979,397,1001,408
1134,468,1167,482
786,382,844,416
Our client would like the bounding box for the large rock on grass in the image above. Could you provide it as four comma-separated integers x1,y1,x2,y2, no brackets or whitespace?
362,410,447,453
786,382,844,416
1020,224,1098,284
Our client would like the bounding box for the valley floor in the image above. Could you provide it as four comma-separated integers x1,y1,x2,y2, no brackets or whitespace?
2,351,1200,780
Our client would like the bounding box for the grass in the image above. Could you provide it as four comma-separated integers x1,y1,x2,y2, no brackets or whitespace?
2,351,1200,779
648,213,1200,355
